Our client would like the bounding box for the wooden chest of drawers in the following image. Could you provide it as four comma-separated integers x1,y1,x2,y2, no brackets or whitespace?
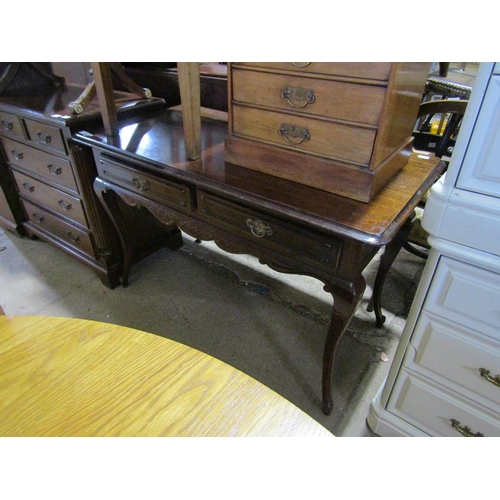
225,62,430,202
0,84,178,288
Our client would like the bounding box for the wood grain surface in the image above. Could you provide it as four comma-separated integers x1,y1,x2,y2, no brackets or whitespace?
0,316,332,437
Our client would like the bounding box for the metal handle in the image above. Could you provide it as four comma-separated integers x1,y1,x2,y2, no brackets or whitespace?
450,419,485,437
479,368,500,387
58,199,72,211
279,124,310,145
67,232,80,243
47,164,62,175
291,62,310,68
37,130,52,144
246,218,273,238
22,182,34,192
1,119,13,131
11,150,24,161
33,213,44,223
282,87,315,108
132,175,150,191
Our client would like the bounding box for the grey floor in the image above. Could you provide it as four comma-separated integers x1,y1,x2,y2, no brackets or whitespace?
0,226,425,436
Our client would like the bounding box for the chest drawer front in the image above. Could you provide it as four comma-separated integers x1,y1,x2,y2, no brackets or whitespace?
408,312,500,412
388,370,500,436
235,63,392,81
232,105,376,166
198,191,341,269
24,118,66,155
12,170,87,227
231,69,386,126
2,137,77,193
23,200,94,257
424,256,500,341
0,111,25,139
97,157,193,211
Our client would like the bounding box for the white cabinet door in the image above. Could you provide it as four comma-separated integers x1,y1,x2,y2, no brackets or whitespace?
456,75,500,198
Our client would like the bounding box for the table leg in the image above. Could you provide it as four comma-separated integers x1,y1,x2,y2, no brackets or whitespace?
367,215,414,327
322,275,366,415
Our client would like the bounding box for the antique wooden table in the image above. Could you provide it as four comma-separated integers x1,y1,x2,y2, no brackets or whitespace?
0,315,332,437
74,109,444,415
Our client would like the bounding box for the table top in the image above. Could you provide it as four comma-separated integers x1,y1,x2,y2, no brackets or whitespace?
76,108,445,246
0,315,333,437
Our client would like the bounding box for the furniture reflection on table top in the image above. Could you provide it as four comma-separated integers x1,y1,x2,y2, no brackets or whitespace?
75,109,445,416
0,315,333,437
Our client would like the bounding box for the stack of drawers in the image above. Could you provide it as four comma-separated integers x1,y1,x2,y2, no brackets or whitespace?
225,62,430,202
386,252,500,436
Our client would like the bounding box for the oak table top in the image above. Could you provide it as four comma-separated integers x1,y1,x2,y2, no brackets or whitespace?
0,315,332,437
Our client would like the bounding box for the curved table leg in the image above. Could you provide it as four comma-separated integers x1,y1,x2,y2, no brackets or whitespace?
367,215,414,327
322,275,366,415
94,178,133,287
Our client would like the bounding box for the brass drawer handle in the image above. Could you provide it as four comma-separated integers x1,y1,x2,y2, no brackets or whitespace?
479,368,500,387
11,150,24,161
33,213,44,223
58,199,72,211
47,164,62,175
36,130,52,144
132,175,150,191
246,218,273,238
450,419,484,437
67,232,80,243
1,119,14,131
291,62,310,68
279,124,310,145
22,182,35,192
282,87,315,108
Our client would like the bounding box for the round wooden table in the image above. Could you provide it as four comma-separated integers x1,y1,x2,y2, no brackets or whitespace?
0,315,332,437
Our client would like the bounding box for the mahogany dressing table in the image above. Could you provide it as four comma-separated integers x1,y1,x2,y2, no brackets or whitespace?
74,109,445,415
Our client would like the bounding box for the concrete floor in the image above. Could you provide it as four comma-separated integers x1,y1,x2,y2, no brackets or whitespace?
0,226,425,436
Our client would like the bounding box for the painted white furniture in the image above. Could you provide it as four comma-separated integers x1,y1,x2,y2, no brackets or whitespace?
367,62,500,437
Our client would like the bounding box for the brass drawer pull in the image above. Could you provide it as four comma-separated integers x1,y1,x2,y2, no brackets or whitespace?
450,419,484,437
58,200,72,211
47,164,62,175
33,213,44,223
22,182,35,192
36,130,52,144
11,149,24,161
132,175,150,191
479,368,500,387
1,119,13,131
282,87,315,108
67,232,80,243
292,62,310,68
246,218,273,238
279,124,310,145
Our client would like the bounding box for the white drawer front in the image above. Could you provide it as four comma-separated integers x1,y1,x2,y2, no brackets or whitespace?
408,312,500,412
424,256,500,341
387,370,500,436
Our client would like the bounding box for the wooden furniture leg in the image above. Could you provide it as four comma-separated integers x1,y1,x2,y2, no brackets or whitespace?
367,215,414,327
322,275,366,415
177,63,201,160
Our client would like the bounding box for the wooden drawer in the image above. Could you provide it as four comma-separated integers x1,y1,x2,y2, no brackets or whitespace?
234,63,393,81
2,137,77,193
231,104,376,166
231,69,386,126
423,256,500,342
407,312,500,413
23,200,94,257
388,369,500,436
0,111,25,140
12,170,87,227
24,118,66,155
97,156,193,211
197,191,341,269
